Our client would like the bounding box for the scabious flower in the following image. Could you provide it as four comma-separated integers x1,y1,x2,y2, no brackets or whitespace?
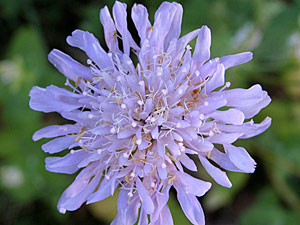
29,1,271,224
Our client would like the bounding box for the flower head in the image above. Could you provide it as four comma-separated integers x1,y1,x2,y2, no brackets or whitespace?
29,1,271,224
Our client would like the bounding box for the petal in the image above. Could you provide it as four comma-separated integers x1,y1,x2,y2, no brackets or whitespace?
209,148,246,172
48,49,93,81
112,189,140,225
45,150,89,174
132,3,151,44
240,117,272,139
136,177,154,214
33,124,80,141
174,181,205,225
224,144,256,173
199,154,232,188
210,108,245,125
192,25,211,68
86,175,118,204
174,171,211,196
113,1,139,54
41,135,76,154
208,132,242,144
150,184,171,224
220,52,253,69
57,166,99,212
223,84,271,118
100,6,118,52
163,2,183,49
137,207,148,225
205,63,225,93
67,30,112,69
178,153,198,171
152,205,174,225
29,85,81,113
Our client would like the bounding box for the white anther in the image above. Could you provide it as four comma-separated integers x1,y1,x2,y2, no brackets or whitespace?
161,89,168,95
130,172,136,177
82,91,88,96
199,114,205,120
88,114,94,119
97,149,102,154
204,101,209,106
131,122,137,127
59,207,66,214
128,192,133,197
186,45,192,50
123,152,129,158
195,70,200,77
108,52,112,57
78,139,83,144
116,76,121,81
110,127,117,134
225,81,231,87
161,163,167,169
70,150,75,154
209,131,214,137
157,67,163,76
87,59,92,65
138,80,144,86
105,175,110,180
151,182,156,188
137,100,143,106
121,104,127,109
178,89,183,95
182,68,187,73
127,60,132,65
176,122,181,128
136,139,142,145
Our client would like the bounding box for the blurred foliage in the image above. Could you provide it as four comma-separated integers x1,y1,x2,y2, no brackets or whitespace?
0,0,300,224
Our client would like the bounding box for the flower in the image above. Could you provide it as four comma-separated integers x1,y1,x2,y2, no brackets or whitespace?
29,1,271,224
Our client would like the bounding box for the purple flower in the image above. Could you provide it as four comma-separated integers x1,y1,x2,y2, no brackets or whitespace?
29,1,271,224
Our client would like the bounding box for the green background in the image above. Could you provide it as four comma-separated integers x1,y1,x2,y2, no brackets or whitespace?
0,0,299,224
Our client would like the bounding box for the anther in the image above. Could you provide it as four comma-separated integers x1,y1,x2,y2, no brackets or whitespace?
136,139,142,145
110,127,117,134
157,67,163,76
137,100,143,106
199,114,205,120
59,207,66,214
87,59,92,65
161,89,168,95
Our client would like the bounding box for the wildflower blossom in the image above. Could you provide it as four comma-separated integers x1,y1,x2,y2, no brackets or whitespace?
29,1,271,224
